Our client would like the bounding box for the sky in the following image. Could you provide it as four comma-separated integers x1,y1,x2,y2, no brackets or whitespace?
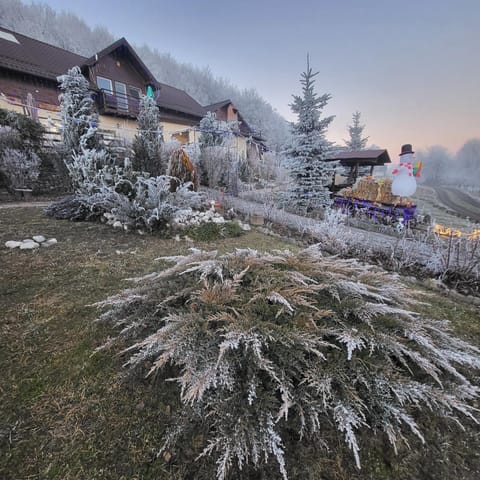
39,0,479,158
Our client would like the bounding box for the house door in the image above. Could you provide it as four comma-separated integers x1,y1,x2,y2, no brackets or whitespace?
115,81,128,112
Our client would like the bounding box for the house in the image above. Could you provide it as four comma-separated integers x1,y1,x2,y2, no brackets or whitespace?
0,26,262,157
203,99,267,160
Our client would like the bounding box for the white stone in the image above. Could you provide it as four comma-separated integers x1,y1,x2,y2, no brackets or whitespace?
113,221,122,229
238,222,251,231
33,235,46,243
5,241,22,249
42,238,58,247
20,241,39,250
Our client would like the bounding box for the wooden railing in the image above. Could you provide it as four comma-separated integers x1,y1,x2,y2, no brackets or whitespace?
95,90,140,118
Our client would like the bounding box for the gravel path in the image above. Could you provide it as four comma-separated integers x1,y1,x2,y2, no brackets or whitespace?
0,201,51,209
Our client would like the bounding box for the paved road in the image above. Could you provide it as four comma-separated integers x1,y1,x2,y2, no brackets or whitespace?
434,188,480,223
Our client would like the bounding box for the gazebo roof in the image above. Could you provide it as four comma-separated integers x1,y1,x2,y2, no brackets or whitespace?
326,149,391,166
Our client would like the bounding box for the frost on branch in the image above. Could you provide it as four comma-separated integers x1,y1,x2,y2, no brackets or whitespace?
58,66,99,157
95,246,480,479
284,57,336,212
132,94,164,175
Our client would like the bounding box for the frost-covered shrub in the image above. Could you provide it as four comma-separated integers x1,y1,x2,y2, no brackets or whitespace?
200,141,239,194
0,147,41,189
0,108,44,151
309,208,361,254
161,139,182,162
58,66,99,156
44,192,115,221
95,247,480,479
132,94,164,175
46,164,224,236
66,147,111,194
186,220,244,241
198,112,240,193
0,125,21,151
167,148,199,191
243,150,290,188
0,110,44,190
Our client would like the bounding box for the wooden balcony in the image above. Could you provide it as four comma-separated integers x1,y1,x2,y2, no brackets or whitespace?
95,90,141,118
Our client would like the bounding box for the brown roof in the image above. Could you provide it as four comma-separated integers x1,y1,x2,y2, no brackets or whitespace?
157,82,205,118
327,149,391,166
0,26,87,80
204,99,232,113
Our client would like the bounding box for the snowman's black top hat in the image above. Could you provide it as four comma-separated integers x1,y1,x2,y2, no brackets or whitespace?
399,144,414,156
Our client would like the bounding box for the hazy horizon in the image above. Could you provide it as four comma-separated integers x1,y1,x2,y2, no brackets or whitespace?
6,0,480,158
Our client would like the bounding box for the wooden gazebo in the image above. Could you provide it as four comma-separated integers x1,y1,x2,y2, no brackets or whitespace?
326,149,391,190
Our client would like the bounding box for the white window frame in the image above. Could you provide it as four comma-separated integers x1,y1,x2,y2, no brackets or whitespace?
96,76,113,94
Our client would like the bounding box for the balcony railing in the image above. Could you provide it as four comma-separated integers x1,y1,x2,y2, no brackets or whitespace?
95,89,141,118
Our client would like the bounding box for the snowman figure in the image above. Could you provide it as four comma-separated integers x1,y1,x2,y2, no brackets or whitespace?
391,144,417,197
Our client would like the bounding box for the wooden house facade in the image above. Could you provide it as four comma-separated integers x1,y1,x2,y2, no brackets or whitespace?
0,27,208,145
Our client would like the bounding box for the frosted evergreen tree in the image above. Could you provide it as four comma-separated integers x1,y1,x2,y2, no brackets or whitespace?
285,57,335,211
58,66,98,156
199,111,228,147
344,111,369,151
344,111,370,177
132,94,164,175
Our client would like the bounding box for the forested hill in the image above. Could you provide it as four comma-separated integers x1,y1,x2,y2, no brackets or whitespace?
0,0,290,148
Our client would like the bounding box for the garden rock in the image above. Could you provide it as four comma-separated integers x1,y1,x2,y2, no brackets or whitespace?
33,235,46,243
42,238,58,247
237,221,251,231
5,241,22,249
19,241,39,250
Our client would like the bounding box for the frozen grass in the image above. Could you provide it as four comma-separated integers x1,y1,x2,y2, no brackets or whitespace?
0,206,479,479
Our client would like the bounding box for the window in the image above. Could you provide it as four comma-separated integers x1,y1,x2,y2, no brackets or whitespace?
96,76,112,93
114,81,128,112
128,86,142,99
129,86,142,113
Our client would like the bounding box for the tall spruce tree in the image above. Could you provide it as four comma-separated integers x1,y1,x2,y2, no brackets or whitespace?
344,111,369,151
286,57,335,210
132,94,163,175
58,66,98,156
344,111,370,178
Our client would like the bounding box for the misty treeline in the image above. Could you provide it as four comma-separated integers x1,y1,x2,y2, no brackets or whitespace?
0,0,290,149
417,139,480,189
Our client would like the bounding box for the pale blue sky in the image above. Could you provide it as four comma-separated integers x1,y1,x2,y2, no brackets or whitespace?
40,0,480,156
